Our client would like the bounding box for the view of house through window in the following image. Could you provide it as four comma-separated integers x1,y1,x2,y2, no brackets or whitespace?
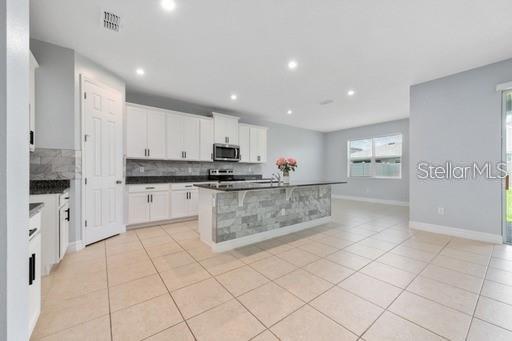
348,134,402,178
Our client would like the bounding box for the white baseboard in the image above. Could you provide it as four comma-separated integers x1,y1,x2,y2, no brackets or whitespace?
332,194,409,207
67,240,85,253
204,216,333,252
127,216,197,230
409,221,503,244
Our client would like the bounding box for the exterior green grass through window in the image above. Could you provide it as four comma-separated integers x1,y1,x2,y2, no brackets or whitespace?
348,134,402,179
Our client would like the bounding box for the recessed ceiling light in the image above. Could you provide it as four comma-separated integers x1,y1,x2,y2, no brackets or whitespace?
136,68,145,76
161,0,177,11
287,60,298,70
230,93,238,101
347,89,356,96
287,109,293,115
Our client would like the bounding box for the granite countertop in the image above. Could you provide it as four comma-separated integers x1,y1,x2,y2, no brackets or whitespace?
194,180,347,192
30,180,70,195
126,175,263,185
29,202,45,218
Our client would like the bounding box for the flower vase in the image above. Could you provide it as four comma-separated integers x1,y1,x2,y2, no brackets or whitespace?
282,171,290,184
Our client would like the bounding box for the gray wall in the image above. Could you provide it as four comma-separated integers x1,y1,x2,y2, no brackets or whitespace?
0,0,30,339
410,58,512,237
126,91,325,182
30,39,75,150
324,119,409,203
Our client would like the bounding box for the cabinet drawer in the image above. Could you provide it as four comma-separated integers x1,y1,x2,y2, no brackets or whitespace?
170,183,198,191
128,184,170,193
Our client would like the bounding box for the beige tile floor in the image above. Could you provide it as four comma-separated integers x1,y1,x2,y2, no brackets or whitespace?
32,199,512,340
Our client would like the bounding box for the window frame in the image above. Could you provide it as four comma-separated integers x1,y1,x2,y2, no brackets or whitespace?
347,133,403,179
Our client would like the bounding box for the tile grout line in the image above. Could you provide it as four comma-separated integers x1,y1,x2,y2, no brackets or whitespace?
103,241,114,341
464,243,496,340
134,227,199,341
354,234,452,340
163,228,278,339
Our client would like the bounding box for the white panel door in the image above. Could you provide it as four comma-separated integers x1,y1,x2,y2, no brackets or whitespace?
166,113,183,160
83,79,124,245
170,190,189,218
199,118,213,161
182,116,200,160
239,125,251,163
147,110,167,159
149,191,169,221
126,105,147,158
128,193,150,225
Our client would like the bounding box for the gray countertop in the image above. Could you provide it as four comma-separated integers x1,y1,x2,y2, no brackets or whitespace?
30,180,70,195
29,202,45,218
194,180,347,192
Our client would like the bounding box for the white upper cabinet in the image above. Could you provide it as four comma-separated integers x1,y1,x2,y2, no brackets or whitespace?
239,124,251,163
126,105,148,158
166,111,200,161
146,110,167,159
199,118,214,161
249,126,268,163
213,113,239,145
29,52,39,152
182,115,200,160
126,105,166,159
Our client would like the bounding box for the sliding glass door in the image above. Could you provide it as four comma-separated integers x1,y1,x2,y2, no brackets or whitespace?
504,90,512,244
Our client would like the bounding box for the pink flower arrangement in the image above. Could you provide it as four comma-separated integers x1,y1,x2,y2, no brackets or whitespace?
276,157,298,175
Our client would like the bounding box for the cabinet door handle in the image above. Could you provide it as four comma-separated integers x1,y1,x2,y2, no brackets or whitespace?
30,130,34,145
147,194,150,203
28,255,33,285
65,208,70,221
29,254,35,285
151,194,153,203
148,149,150,157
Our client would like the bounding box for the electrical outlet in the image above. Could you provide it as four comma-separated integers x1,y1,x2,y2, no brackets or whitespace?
437,207,445,215
139,167,144,173
281,208,285,215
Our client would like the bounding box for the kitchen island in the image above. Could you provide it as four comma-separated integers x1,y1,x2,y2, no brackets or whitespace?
195,180,346,252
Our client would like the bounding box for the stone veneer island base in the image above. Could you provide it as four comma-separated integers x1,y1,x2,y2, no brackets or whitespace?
195,181,345,252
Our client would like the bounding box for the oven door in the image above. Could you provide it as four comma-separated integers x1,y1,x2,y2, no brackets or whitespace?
213,144,240,162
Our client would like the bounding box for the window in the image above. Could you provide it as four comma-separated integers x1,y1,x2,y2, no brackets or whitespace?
348,134,402,178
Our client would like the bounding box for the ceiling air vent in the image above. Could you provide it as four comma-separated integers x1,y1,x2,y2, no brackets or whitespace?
102,10,121,32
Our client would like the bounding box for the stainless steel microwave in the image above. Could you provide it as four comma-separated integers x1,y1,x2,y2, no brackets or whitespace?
213,144,240,162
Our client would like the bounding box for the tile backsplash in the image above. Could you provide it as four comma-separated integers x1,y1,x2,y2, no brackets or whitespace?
30,148,81,180
126,159,263,177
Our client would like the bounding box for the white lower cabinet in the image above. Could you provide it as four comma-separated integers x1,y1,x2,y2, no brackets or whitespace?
150,191,170,221
30,192,70,275
28,212,42,337
127,183,202,226
128,184,170,225
170,185,198,219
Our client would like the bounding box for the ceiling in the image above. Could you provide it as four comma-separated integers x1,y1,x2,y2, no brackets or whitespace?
30,0,512,132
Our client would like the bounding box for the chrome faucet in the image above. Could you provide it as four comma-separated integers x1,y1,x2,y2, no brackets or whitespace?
272,173,281,183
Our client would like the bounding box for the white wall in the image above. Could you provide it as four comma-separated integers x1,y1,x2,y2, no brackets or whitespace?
126,91,325,181
0,0,30,339
410,58,512,239
324,119,409,203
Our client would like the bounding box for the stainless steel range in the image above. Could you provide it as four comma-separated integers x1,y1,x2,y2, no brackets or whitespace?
208,169,266,183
